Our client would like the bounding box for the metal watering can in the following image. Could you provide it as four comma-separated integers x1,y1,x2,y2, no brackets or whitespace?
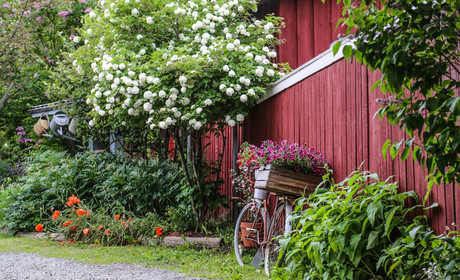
50,110,69,137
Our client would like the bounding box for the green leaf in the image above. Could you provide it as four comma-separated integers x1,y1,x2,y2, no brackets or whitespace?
388,260,401,274
446,96,459,113
350,233,362,254
371,80,381,92
367,231,380,250
423,202,439,210
381,139,391,160
354,49,363,63
443,260,457,272
433,246,444,260
343,45,353,60
424,180,435,203
332,41,342,55
385,207,399,238
401,146,410,162
367,203,378,226
408,225,421,240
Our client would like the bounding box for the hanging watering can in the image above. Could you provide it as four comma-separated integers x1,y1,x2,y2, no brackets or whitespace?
34,113,49,137
50,111,69,137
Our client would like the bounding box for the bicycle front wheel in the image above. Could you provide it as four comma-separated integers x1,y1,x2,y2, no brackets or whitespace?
234,201,267,267
264,200,291,276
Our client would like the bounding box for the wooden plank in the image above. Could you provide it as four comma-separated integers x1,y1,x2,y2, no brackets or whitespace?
296,0,315,64
335,60,347,179
312,75,320,149
294,84,301,143
254,165,323,197
330,0,346,40
313,0,332,56
279,0,298,68
298,79,307,145
357,64,369,171
347,59,357,174
444,181,455,232
455,180,460,230
367,69,383,175
324,68,334,168
160,237,222,249
287,86,296,142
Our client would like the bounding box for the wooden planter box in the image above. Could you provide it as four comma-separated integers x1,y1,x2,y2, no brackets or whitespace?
254,165,323,197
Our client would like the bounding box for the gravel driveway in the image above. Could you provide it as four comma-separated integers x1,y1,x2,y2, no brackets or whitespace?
0,252,205,280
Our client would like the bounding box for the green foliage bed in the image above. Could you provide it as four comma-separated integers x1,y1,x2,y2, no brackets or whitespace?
0,150,183,231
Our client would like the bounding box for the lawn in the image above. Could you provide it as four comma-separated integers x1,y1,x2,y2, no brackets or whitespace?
0,234,267,280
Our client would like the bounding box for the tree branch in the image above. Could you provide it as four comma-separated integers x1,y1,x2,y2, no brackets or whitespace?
0,82,15,111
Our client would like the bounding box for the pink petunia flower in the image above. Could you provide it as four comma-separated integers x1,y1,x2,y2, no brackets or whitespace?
58,11,68,17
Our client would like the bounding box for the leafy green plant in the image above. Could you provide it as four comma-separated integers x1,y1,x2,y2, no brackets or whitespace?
273,170,423,279
378,218,435,279
429,230,460,279
333,0,460,185
0,150,185,231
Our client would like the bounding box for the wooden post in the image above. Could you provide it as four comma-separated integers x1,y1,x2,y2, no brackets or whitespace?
232,125,239,224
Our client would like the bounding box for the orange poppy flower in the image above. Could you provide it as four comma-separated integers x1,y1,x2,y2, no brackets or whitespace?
76,209,85,216
66,201,73,207
83,228,90,235
156,227,164,236
68,195,80,205
71,225,76,230
63,223,68,227
35,223,44,232
98,225,103,230
52,214,59,219
66,220,73,224
114,214,120,221
104,229,109,236
59,242,63,245
86,211,90,217
54,210,60,216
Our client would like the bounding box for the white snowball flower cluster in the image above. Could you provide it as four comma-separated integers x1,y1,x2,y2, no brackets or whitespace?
77,0,287,132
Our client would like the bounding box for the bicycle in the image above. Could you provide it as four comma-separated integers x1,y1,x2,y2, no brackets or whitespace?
234,188,295,276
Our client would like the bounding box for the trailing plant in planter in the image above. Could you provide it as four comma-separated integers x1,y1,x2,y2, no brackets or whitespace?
233,140,328,199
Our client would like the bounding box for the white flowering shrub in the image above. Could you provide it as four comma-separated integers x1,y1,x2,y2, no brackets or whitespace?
68,0,289,222
71,0,288,131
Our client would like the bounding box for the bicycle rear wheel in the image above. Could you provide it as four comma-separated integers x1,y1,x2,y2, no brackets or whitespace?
264,200,291,276
234,201,267,267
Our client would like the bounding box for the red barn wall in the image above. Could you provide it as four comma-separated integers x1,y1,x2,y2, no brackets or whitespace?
243,59,459,234
204,0,459,233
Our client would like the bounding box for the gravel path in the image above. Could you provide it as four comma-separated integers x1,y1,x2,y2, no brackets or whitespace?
0,252,205,280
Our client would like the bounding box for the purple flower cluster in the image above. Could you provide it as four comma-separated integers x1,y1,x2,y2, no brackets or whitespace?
16,126,32,144
237,140,328,177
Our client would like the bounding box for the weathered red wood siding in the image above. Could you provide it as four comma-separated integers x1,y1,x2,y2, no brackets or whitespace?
243,59,459,234
278,0,346,67
203,126,243,220
203,0,458,234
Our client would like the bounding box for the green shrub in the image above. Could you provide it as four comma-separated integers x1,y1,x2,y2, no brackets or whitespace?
0,150,184,231
0,160,9,179
273,170,423,279
381,225,460,280
272,170,460,280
